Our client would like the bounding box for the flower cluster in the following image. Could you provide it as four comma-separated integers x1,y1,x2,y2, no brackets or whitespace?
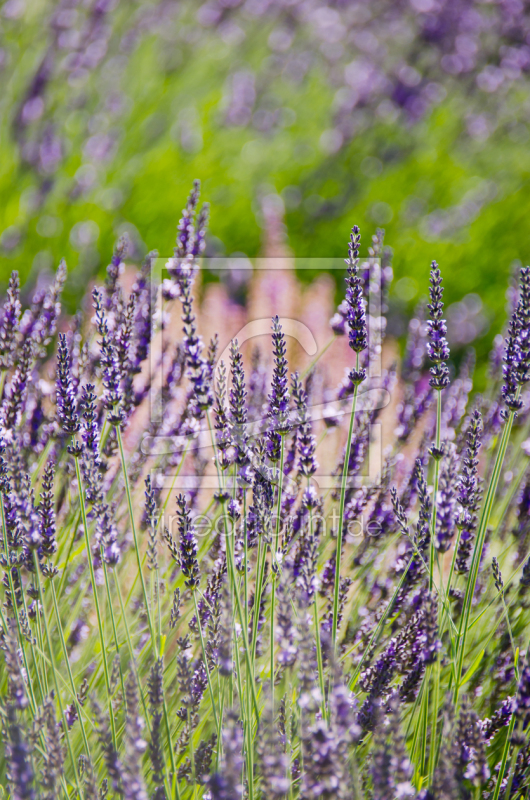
1,182,530,800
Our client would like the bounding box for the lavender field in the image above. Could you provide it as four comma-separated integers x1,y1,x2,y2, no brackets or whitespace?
0,180,529,799
4,1,530,799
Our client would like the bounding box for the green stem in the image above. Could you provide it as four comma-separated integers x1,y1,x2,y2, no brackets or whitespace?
492,715,518,800
33,551,84,799
74,454,117,747
332,360,359,649
225,524,260,720
49,577,92,758
429,390,442,591
270,437,285,701
116,425,157,654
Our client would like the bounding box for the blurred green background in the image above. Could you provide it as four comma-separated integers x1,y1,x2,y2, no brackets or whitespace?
2,0,530,385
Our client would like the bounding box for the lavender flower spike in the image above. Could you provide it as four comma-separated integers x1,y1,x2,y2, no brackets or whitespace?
56,333,80,435
229,339,250,470
267,316,291,461
426,261,450,390
502,265,530,416
176,493,200,589
345,226,367,383
0,271,21,371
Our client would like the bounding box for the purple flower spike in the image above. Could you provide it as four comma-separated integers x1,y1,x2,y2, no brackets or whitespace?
229,339,250,468
56,333,80,436
267,316,291,461
79,384,100,465
291,372,318,479
38,460,56,559
426,261,450,390
502,266,530,416
0,271,21,371
345,226,367,354
176,493,200,590
456,410,483,574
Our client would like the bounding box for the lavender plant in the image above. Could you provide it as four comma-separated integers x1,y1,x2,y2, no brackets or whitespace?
2,180,530,800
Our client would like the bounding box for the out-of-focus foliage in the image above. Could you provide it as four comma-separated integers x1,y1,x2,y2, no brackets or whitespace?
2,0,530,366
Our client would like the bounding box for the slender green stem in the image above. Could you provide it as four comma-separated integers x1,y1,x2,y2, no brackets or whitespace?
428,384,444,790
251,537,265,663
74,454,117,747
429,390,442,591
112,568,177,797
56,509,82,599
332,360,359,649
270,437,285,701
101,559,127,702
33,551,84,799
225,523,260,719
309,501,326,720
492,715,518,800
116,425,157,654
49,577,92,757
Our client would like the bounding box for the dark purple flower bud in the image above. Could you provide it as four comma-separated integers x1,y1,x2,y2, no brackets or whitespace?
426,261,450,390
214,361,231,470
344,226,368,355
502,266,530,415
93,288,123,417
64,703,78,729
115,293,137,417
130,250,157,375
147,658,165,793
174,180,209,262
267,317,291,460
492,556,504,593
417,592,441,664
56,333,80,436
178,272,214,419
479,696,514,743
455,412,483,573
38,460,56,559
291,372,318,479
0,338,33,440
229,339,250,467
144,475,158,572
95,504,121,567
175,493,200,590
0,271,21,371
79,384,100,464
